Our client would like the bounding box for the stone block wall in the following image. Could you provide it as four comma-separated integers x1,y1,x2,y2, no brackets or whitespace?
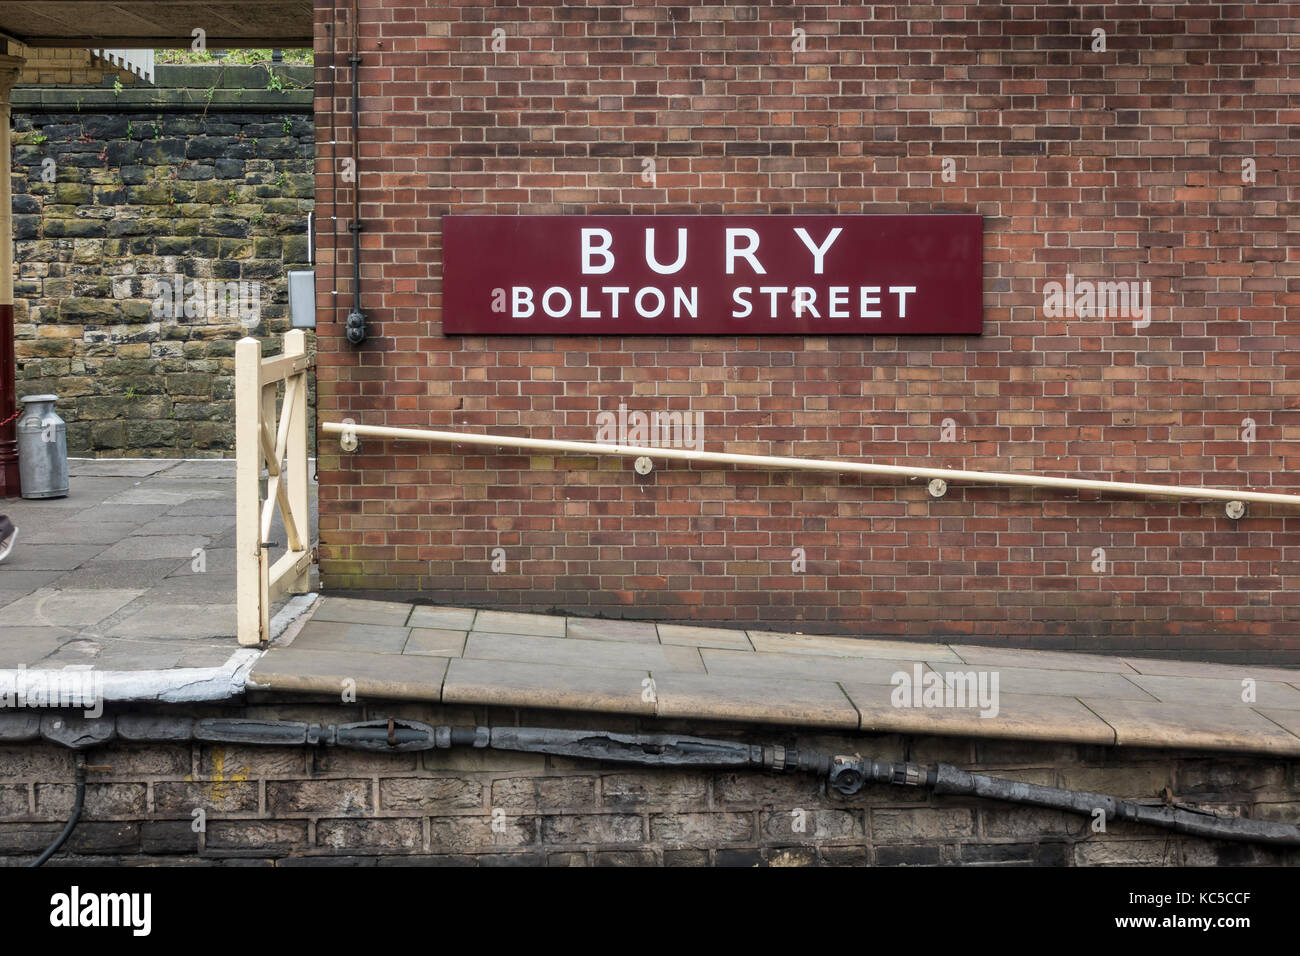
0,701,1296,866
11,64,316,457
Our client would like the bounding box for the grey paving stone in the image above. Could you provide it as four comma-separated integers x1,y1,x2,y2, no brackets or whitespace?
1122,657,1300,684
2,588,145,627
442,658,652,715
749,631,965,662
1257,708,1300,742
85,642,188,670
0,589,28,609
104,485,225,506
0,627,69,666
658,623,753,650
69,459,174,478
251,647,449,701
1082,698,1300,756
954,665,1155,701
463,631,678,671
407,605,477,631
0,570,66,590
1125,674,1300,710
311,597,414,627
951,644,1141,674
22,522,143,545
114,576,236,605
164,498,240,517
163,461,237,478
700,648,940,685
130,516,236,537
404,628,468,657
176,646,245,668
652,672,859,729
33,639,104,665
843,684,1117,744
70,504,170,525
289,621,411,653
96,535,212,561
57,559,191,590
102,603,237,640
565,617,660,644
166,548,236,575
472,610,567,638
2,544,106,570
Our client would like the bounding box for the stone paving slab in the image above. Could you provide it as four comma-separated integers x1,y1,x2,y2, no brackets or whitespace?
464,631,681,672
255,597,1300,754
748,631,966,663
408,605,477,631
58,460,173,477
2,588,144,627
653,672,859,729
442,658,652,715
657,623,753,650
289,620,411,653
0,459,315,673
405,628,468,657
1081,698,1300,755
311,597,413,627
472,610,567,638
250,647,448,701
845,684,1118,745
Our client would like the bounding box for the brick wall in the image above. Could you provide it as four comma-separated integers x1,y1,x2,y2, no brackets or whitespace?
313,1,1300,654
1,702,1296,865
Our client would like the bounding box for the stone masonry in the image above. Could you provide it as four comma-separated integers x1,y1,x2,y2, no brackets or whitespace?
11,63,315,456
0,702,1296,866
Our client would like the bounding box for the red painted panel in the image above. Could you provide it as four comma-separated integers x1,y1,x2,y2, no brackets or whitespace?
442,215,983,335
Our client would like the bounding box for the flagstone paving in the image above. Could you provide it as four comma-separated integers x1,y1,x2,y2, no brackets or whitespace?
0,459,313,675
250,595,1300,757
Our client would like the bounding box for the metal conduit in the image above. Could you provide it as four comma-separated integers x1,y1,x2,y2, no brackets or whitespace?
321,421,1300,516
31,717,1300,850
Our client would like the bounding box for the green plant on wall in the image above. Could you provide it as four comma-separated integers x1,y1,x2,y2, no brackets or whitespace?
32,132,47,145
113,78,123,98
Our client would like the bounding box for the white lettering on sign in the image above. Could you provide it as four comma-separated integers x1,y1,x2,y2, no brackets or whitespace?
443,214,986,335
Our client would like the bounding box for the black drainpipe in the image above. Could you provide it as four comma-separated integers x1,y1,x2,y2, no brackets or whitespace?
345,0,367,346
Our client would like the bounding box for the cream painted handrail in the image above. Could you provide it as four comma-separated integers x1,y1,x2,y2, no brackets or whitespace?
236,331,314,646
321,420,1300,514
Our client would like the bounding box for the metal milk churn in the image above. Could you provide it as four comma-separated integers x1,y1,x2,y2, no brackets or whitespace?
16,394,69,499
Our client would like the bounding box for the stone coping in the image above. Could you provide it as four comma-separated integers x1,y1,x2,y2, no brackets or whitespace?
248,597,1300,757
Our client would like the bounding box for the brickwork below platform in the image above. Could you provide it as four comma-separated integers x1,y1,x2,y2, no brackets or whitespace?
1,702,1297,866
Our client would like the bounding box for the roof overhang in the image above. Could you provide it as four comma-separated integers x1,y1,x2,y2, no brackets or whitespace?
0,2,313,48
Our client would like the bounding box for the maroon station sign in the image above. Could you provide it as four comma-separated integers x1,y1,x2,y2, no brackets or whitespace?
441,214,983,336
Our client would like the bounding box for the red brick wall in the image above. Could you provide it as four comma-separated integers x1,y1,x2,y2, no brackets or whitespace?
313,1,1300,658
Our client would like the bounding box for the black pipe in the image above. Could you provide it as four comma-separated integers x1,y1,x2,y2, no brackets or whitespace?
29,764,86,867
35,716,1300,850
344,0,366,345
